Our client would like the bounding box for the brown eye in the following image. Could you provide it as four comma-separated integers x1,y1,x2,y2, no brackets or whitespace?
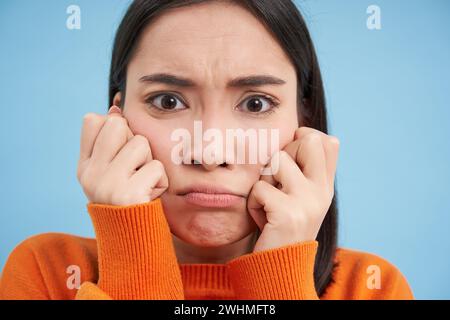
247,98,264,112
147,93,187,111
238,95,278,114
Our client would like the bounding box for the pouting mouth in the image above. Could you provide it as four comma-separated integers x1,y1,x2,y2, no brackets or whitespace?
177,184,246,197
181,191,245,208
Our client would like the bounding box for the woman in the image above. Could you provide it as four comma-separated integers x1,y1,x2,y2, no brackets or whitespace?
0,0,413,300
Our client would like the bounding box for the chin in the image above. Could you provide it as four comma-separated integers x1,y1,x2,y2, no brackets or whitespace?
186,234,240,248
171,210,256,248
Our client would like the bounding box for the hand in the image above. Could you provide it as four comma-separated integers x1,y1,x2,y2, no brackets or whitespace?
247,127,340,253
77,106,168,206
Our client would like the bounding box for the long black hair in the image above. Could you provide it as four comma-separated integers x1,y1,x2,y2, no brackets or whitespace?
108,0,338,296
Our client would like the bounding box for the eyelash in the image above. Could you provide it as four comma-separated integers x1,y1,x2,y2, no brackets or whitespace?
145,92,280,116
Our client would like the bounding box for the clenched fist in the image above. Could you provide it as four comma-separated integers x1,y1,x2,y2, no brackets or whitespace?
247,127,340,253
77,106,168,206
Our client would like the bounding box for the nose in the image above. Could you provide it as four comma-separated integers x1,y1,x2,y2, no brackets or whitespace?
190,148,230,171
187,112,235,171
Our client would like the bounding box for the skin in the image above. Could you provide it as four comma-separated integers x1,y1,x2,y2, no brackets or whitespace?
77,1,340,264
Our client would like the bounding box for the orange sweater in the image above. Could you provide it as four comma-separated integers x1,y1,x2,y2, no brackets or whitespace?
0,198,413,300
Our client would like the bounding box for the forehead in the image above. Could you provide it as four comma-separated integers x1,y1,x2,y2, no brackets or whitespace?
129,1,295,81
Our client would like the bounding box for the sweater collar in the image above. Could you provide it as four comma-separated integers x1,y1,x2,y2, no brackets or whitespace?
179,263,235,299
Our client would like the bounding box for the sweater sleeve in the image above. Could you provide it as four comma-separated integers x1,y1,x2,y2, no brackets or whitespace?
83,198,184,300
226,240,319,300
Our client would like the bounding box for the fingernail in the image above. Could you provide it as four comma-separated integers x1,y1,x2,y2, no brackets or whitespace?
108,106,122,115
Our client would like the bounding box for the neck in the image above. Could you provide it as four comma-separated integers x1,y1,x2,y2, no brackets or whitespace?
172,231,258,264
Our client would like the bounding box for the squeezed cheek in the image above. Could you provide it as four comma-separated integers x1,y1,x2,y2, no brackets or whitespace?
126,115,176,165
277,114,299,148
261,121,298,161
279,126,297,150
144,131,174,165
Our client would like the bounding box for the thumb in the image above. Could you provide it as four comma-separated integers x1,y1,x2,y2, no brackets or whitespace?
247,181,273,231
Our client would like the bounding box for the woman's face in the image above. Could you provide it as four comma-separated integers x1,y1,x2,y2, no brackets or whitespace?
117,1,299,247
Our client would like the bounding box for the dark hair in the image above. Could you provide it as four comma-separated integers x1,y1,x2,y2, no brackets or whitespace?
108,0,338,296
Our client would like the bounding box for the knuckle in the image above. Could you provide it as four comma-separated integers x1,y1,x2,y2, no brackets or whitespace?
296,126,323,139
78,166,92,188
107,115,127,128
295,126,311,138
83,113,101,122
131,135,151,154
306,132,322,143
329,136,340,148
302,132,323,148
133,134,149,146
82,113,104,129
150,159,164,172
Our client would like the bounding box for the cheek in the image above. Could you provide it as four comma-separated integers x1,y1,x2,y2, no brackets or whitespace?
279,125,298,149
277,111,299,149
257,121,298,160
140,129,174,165
124,111,176,165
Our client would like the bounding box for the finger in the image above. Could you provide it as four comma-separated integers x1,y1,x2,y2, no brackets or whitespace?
90,115,131,166
260,148,306,191
130,160,168,200
270,151,305,194
296,132,327,185
79,113,107,162
295,127,340,189
109,135,153,177
283,138,301,163
324,136,339,189
109,106,134,141
247,180,286,230
259,172,277,187
259,151,277,186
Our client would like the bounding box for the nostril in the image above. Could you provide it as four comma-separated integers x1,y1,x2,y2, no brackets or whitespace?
190,159,228,167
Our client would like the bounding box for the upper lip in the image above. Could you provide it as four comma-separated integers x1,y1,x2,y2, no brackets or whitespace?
177,184,245,197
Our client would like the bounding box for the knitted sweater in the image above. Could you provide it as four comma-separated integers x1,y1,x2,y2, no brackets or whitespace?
0,198,413,300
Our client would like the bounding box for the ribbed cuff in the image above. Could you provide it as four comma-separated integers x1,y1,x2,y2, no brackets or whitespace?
226,241,319,300
87,198,184,300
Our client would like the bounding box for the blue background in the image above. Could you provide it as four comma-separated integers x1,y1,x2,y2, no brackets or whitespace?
0,0,449,299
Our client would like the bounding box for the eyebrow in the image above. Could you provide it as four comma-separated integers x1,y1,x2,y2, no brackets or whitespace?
138,73,286,88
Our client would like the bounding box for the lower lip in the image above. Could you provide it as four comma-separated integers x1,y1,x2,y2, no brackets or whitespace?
182,193,243,208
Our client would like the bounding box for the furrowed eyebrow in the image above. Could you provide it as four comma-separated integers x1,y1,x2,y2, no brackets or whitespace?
139,73,196,87
139,73,286,88
227,75,286,88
